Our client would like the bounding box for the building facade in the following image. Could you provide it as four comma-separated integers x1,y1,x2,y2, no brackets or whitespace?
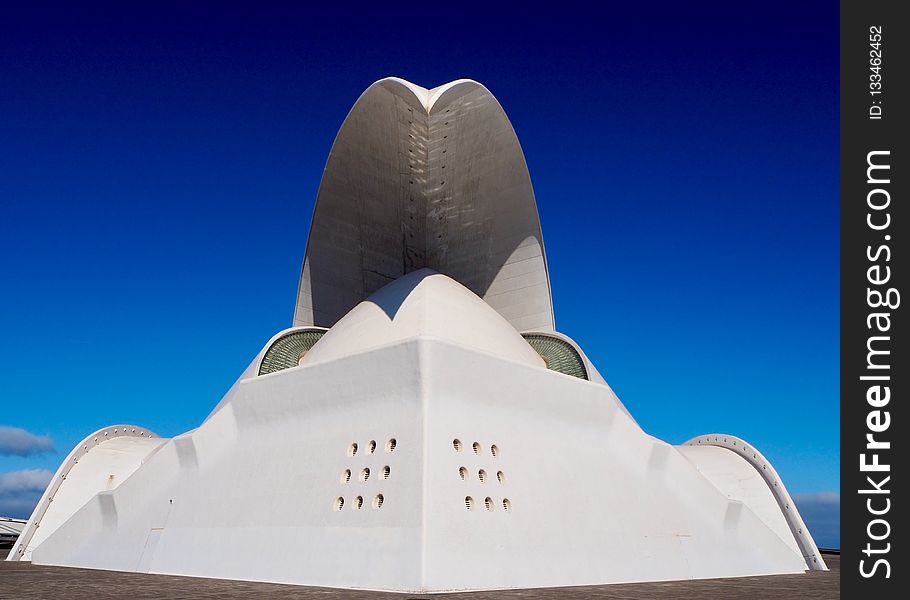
8,78,825,592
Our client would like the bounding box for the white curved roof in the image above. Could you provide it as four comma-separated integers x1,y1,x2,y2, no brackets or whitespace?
302,269,545,367
294,77,554,333
9,425,165,562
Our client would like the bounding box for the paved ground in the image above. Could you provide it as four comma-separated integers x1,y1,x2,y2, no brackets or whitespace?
0,550,839,599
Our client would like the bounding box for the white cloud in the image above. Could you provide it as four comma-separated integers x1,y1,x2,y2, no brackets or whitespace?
794,490,840,549
793,491,840,504
0,426,55,456
0,469,54,495
0,468,53,518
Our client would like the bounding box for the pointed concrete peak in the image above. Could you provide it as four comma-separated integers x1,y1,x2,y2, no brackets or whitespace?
374,77,479,112
302,270,545,368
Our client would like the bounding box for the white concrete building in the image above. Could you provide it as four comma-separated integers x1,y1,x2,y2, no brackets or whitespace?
7,78,826,592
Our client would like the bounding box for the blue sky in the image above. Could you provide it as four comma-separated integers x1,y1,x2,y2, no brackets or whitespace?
0,3,839,546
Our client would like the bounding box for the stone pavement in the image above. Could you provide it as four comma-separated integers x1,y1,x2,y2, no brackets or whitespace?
0,550,839,599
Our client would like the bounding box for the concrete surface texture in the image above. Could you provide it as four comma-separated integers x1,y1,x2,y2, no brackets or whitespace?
6,79,827,593
293,78,555,333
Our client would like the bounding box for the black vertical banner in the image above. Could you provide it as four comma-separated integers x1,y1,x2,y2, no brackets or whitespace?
841,0,907,597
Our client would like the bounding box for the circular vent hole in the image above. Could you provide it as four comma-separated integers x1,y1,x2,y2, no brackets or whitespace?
478,469,487,483
348,443,358,457
367,440,377,454
453,439,463,452
341,469,352,484
382,465,390,480
386,438,397,452
472,442,481,455
484,497,494,511
334,497,344,511
360,468,370,482
503,498,511,512
491,444,499,457
355,496,363,510
459,466,467,480
373,494,384,509
496,470,505,484
465,496,474,510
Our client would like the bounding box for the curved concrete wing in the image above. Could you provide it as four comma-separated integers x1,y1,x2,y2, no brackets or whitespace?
294,78,554,332
678,434,827,571
7,425,165,562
